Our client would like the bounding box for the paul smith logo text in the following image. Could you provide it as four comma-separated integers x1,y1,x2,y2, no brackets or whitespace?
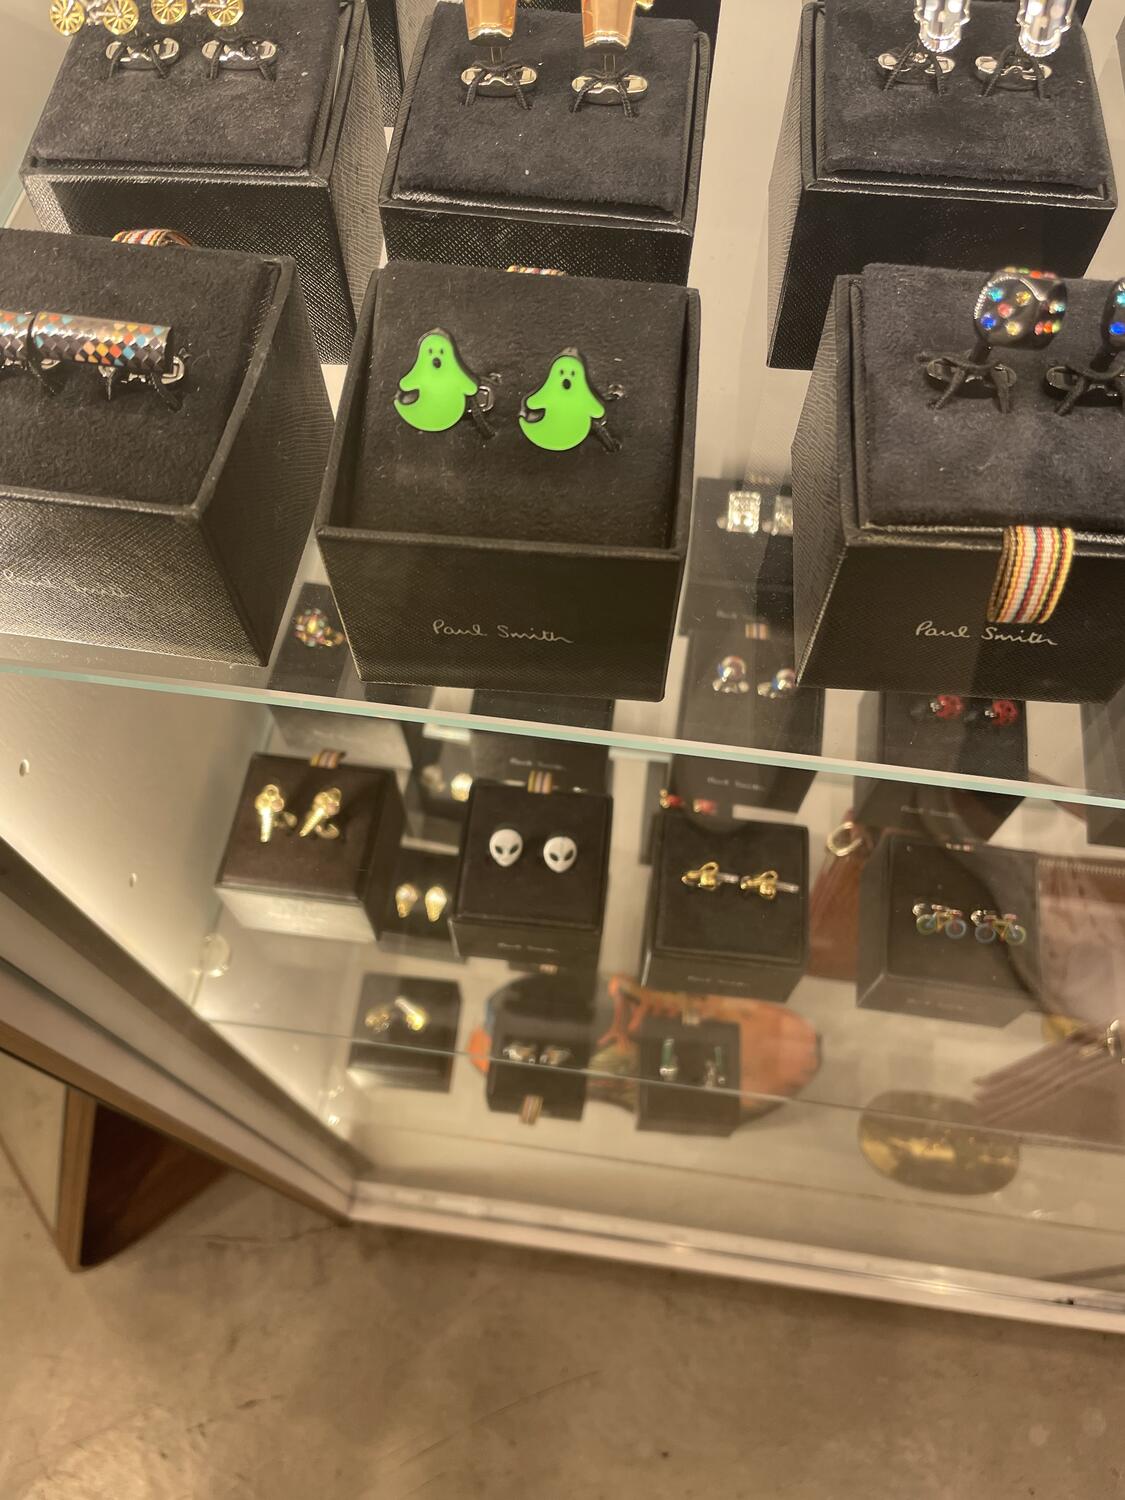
432,619,574,645
915,619,1058,648
2,567,135,603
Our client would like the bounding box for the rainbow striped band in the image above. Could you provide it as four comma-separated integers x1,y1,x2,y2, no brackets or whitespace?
987,526,1075,626
113,229,193,248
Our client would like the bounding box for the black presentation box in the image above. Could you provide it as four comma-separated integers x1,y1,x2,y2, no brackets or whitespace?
680,478,794,633
853,693,1025,843
348,974,462,1091
792,266,1125,703
379,7,710,285
318,260,699,699
642,809,809,1002
216,753,405,942
368,0,724,125
767,0,1115,371
377,844,459,957
451,783,612,965
469,731,610,795
0,231,329,666
486,972,595,1122
857,834,1040,1026
21,1,382,364
470,690,615,732
675,630,822,813
636,1016,741,1137
1081,693,1125,848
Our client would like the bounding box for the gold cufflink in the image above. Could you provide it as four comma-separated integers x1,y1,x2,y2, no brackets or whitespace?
681,861,739,892
254,784,296,844
299,788,342,840
450,772,474,803
424,885,448,924
739,870,802,900
364,996,430,1035
395,882,420,919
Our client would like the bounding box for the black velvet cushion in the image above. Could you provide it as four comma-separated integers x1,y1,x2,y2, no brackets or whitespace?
881,693,1027,781
0,228,276,507
653,811,807,963
354,259,687,547
678,631,820,752
884,839,1039,996
30,0,341,170
219,755,396,900
456,783,611,928
822,0,1111,193
394,4,698,216
861,263,1125,530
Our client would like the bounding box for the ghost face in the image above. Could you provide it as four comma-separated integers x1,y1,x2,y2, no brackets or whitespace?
489,828,523,868
543,835,578,874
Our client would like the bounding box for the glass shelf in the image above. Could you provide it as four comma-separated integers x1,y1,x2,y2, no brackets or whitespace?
0,567,1117,809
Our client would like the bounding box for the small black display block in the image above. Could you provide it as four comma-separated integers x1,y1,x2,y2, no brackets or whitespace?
0,231,330,665
857,834,1040,1026
637,1016,740,1137
486,974,594,1123
379,8,711,286
853,693,1025,843
451,784,613,965
22,2,383,363
216,753,404,942
378,845,459,958
642,809,809,1002
469,732,610,796
268,584,350,700
767,1,1114,369
676,630,823,814
680,478,794,632
317,260,699,701
793,267,1125,702
348,974,462,1092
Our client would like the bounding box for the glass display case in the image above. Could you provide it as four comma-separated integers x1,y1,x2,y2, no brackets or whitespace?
3,0,1125,1329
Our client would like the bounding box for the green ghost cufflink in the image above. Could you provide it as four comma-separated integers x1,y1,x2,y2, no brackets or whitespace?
519,347,622,453
394,328,498,440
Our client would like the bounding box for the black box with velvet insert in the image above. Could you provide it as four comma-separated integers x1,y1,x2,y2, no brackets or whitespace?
215,753,405,942
367,0,723,126
853,693,1025,843
857,834,1040,1025
792,266,1125,703
469,730,610,795
642,809,809,1001
377,843,459,956
21,1,381,364
486,972,595,1122
674,630,822,813
317,260,699,699
451,783,612,964
348,974,462,1091
636,1016,740,1137
767,0,1115,371
680,478,794,633
0,230,329,665
378,6,709,285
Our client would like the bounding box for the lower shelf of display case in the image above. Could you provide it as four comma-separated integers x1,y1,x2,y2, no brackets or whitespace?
195,753,1125,1333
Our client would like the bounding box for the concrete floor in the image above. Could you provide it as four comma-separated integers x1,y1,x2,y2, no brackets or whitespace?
1,1155,1124,1500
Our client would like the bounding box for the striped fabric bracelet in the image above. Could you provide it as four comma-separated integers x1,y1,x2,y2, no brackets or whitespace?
987,526,1075,626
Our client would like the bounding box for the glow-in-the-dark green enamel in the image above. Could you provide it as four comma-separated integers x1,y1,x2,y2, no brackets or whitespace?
395,329,479,433
520,349,606,452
